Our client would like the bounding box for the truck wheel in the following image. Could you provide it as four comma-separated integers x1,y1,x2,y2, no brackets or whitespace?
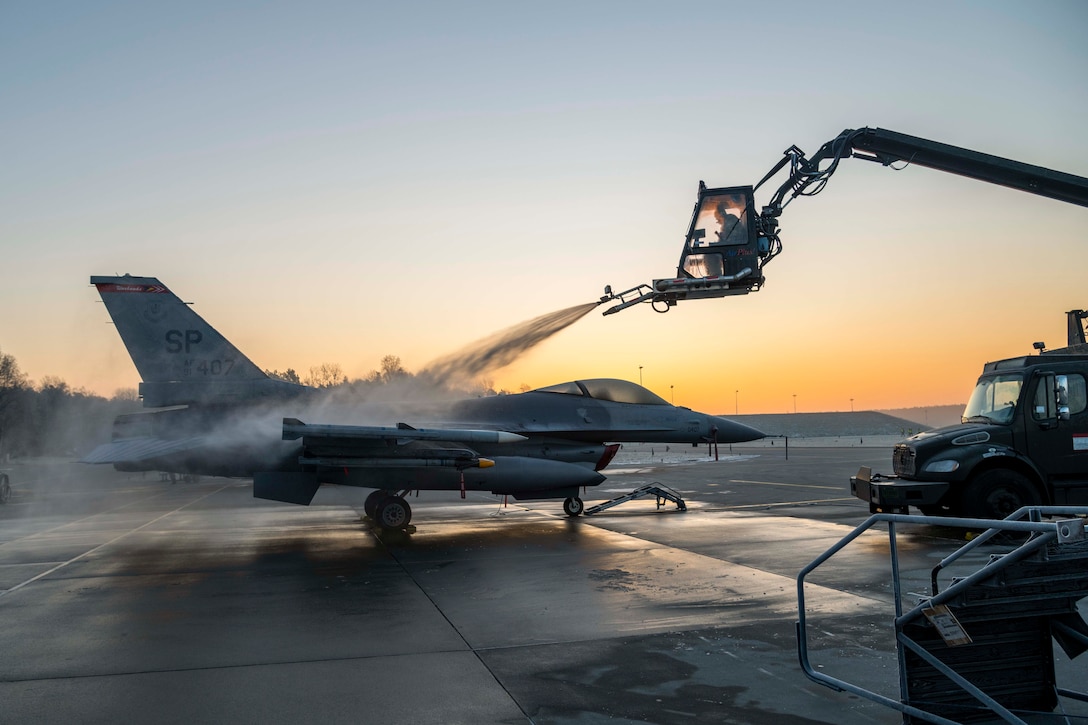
962,469,1041,520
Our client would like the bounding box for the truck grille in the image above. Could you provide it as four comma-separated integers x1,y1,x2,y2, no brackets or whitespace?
893,444,916,476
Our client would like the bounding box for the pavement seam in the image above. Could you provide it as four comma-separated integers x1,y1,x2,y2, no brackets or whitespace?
0,649,481,684
0,481,184,546
377,535,537,724
0,482,235,599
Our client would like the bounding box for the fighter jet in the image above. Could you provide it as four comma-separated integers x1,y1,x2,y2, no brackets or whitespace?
83,275,763,528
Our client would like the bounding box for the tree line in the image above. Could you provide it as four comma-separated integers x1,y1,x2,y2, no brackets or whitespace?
0,347,141,460
0,349,521,461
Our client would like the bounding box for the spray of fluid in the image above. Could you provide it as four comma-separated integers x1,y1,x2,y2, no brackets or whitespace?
419,302,599,389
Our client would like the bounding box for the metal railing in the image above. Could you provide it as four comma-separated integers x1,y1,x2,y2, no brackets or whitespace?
796,507,1088,724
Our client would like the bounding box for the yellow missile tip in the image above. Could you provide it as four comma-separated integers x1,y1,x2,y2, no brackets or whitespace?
478,458,495,468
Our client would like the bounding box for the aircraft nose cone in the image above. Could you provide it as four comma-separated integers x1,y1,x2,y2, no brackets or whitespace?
711,415,764,443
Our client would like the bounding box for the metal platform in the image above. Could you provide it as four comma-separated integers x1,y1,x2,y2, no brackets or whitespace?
583,483,687,515
797,507,1088,724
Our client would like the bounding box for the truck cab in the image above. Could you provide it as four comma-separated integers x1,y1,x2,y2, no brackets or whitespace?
852,353,1088,519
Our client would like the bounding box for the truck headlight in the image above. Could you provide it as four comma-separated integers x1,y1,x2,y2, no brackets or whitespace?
924,460,960,473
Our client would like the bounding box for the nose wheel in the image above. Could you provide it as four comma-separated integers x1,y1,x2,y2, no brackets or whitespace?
563,496,584,517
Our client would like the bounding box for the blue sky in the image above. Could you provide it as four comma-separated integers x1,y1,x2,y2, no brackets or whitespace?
3,1,1087,412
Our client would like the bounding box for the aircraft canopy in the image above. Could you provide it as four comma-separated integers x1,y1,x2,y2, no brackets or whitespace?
533,379,670,406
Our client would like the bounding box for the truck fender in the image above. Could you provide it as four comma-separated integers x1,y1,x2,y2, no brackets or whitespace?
958,444,1048,501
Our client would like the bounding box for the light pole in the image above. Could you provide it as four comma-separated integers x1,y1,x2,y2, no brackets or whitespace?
670,384,674,404
735,389,739,415
793,394,797,413
850,398,854,413
639,366,643,386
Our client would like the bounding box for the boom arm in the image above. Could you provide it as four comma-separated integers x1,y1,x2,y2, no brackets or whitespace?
763,126,1088,213
601,127,1088,315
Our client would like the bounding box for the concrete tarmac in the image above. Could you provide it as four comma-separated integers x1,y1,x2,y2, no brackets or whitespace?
0,446,1084,724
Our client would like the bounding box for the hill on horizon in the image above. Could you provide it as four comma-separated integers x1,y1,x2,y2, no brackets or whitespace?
877,404,962,428
727,411,931,438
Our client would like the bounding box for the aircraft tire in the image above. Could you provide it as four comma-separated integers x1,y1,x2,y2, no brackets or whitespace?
0,475,9,504
376,496,412,529
364,490,389,519
563,497,583,517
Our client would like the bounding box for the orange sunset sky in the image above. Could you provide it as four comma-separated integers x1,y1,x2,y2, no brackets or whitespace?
3,2,1087,415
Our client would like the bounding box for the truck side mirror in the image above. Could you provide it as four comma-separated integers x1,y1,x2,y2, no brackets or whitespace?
1034,372,1062,427
1056,374,1071,421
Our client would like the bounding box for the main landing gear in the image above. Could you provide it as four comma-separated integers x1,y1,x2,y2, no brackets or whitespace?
364,490,413,530
563,496,584,517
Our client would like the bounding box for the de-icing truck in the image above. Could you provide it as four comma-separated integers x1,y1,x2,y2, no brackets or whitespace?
600,126,1088,520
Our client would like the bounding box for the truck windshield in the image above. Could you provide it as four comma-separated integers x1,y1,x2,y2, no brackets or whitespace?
962,374,1023,424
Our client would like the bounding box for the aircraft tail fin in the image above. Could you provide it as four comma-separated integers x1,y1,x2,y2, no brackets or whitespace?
91,275,305,407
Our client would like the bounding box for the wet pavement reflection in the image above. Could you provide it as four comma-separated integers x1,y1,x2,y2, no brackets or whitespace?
0,448,1083,723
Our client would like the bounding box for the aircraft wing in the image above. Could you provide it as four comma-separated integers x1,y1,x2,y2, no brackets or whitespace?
256,419,604,509
81,436,208,464
281,419,527,445
282,419,527,470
